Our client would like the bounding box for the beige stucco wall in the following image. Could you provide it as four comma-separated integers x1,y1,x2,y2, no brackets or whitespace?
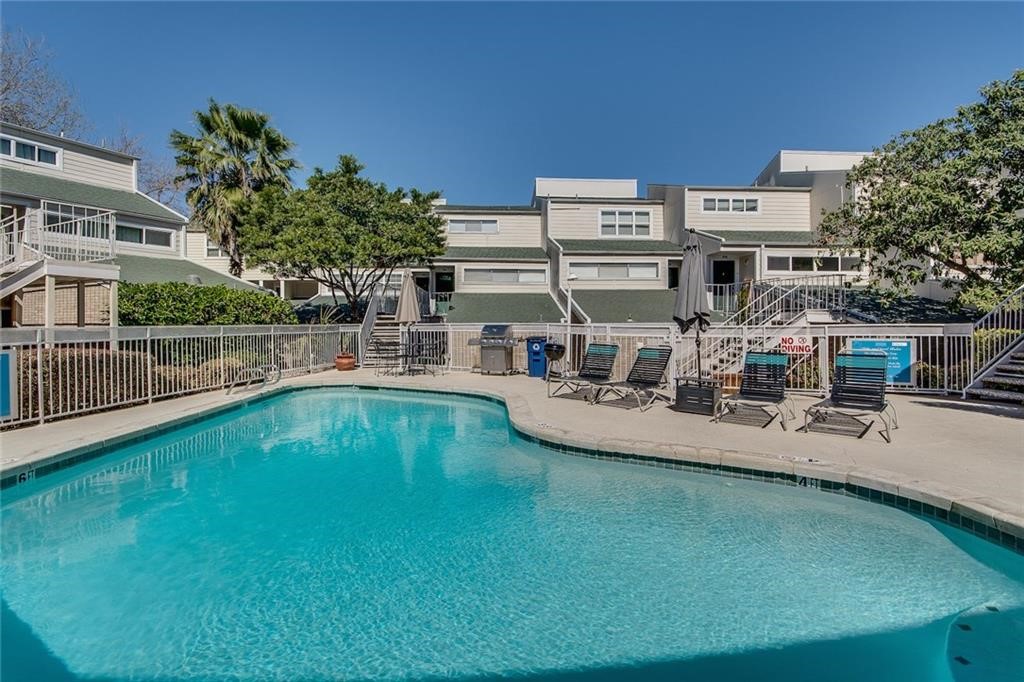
442,213,543,248
684,189,811,231
546,202,665,240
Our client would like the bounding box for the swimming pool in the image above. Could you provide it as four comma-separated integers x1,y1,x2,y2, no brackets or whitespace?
2,387,1022,681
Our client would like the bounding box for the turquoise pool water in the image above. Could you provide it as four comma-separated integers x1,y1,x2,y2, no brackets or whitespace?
2,388,1023,681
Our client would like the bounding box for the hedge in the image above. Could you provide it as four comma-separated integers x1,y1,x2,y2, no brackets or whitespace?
118,282,298,326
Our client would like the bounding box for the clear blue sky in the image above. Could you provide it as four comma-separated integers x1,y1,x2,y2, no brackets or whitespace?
4,2,1022,204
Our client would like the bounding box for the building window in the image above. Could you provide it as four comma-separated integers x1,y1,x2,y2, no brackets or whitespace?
463,268,546,284
116,225,144,243
113,223,174,248
206,238,228,257
600,210,650,237
42,202,110,239
701,197,759,213
448,219,498,234
1,135,59,166
765,254,862,273
569,262,659,280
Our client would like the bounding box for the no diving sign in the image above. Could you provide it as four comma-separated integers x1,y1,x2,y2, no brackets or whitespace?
778,335,813,354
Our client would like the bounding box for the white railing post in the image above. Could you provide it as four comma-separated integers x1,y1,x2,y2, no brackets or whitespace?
219,327,226,387
35,328,44,424
146,327,153,403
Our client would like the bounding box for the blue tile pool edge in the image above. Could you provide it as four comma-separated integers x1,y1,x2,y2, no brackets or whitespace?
2,382,1021,555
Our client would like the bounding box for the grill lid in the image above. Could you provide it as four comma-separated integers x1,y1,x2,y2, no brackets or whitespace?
480,324,512,338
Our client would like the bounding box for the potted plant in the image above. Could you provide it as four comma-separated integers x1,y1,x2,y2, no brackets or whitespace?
335,352,356,371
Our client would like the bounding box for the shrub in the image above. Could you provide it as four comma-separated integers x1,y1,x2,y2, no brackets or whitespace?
119,282,298,326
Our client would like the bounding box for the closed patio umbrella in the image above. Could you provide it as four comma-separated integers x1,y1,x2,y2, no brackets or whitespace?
674,229,711,378
395,269,421,326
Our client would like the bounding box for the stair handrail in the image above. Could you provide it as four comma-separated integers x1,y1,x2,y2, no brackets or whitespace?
964,283,1024,393
358,289,382,363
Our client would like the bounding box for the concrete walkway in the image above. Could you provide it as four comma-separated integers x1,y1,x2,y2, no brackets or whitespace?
2,369,1022,538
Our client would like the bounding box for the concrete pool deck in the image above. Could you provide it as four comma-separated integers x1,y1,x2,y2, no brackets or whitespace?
2,369,1023,544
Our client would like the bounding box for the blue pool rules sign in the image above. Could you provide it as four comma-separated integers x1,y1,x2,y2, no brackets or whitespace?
0,349,18,421
850,338,916,386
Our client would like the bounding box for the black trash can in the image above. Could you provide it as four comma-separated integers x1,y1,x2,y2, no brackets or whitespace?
526,337,548,378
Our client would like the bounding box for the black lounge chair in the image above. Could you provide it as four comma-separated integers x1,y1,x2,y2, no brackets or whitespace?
803,350,899,442
547,343,619,399
715,350,795,429
591,345,673,412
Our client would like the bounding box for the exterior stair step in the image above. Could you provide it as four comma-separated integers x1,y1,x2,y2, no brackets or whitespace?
982,374,1024,388
998,363,1024,374
964,387,1024,404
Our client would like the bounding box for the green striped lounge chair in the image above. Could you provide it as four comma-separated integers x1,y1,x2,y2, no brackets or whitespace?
714,350,795,430
591,345,673,412
548,343,619,399
803,350,899,443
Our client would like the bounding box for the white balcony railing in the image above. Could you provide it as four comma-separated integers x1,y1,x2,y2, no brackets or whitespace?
1,207,117,268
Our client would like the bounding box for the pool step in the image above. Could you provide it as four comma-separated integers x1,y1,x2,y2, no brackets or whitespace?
947,603,1024,682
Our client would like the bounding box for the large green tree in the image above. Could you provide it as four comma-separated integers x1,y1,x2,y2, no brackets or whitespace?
819,70,1024,310
239,155,446,317
170,100,298,277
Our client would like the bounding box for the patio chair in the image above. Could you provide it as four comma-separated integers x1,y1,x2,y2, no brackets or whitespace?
714,350,795,430
370,338,401,377
803,350,899,443
547,343,619,399
591,345,673,412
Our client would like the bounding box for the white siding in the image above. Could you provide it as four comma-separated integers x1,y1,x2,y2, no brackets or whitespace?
183,231,281,281
454,261,549,294
778,150,867,174
559,255,669,290
685,190,811,231
534,178,637,199
0,128,136,191
443,213,543,247
547,202,665,240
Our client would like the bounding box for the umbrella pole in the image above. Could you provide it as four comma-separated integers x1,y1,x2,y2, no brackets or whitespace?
695,329,702,380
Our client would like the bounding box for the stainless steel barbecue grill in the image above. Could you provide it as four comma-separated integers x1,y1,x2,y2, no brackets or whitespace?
468,324,519,375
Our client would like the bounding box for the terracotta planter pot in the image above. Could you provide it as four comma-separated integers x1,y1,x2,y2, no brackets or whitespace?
335,353,356,371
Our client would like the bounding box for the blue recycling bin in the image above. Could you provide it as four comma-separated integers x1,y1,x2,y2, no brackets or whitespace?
526,337,548,378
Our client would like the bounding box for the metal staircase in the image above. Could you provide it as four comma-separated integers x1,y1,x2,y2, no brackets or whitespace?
963,284,1024,404
677,275,847,380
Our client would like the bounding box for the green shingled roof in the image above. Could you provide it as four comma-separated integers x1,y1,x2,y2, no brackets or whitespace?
0,166,185,223
556,239,684,254
113,254,261,291
702,230,817,245
445,293,563,323
572,289,680,323
439,246,549,261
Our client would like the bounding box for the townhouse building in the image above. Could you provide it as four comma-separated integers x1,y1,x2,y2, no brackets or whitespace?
0,122,262,327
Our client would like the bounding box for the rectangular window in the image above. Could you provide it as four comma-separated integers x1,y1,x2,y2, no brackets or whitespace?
15,142,35,160
448,219,498,234
37,148,58,165
569,262,659,280
116,225,144,243
599,210,651,237
0,138,9,155
817,257,840,272
702,197,759,213
841,257,862,271
791,257,815,272
145,229,173,247
206,239,227,257
463,268,546,284
766,256,790,271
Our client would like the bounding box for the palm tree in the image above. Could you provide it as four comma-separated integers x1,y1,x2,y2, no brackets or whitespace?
170,100,298,277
